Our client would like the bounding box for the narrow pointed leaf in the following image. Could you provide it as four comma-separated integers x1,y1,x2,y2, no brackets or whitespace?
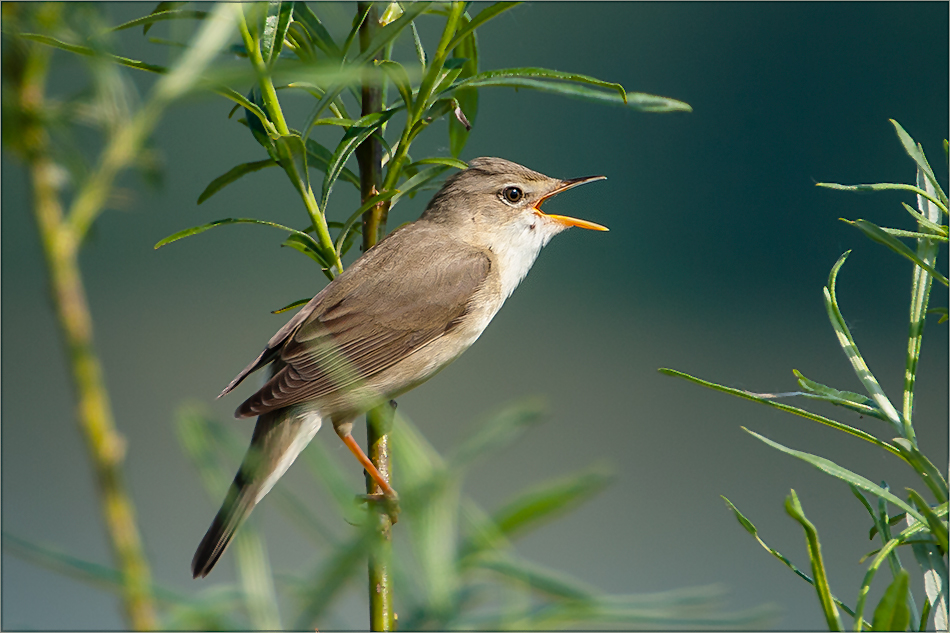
892,439,948,504
390,164,452,205
446,2,521,51
817,182,948,216
155,218,322,250
320,110,396,211
405,156,468,171
111,8,207,33
744,427,927,526
784,490,842,631
292,1,341,58
305,139,359,188
907,489,949,553
454,67,628,103
658,369,905,459
352,2,432,66
721,497,866,624
378,60,413,109
890,119,947,205
449,398,547,469
792,369,888,421
282,233,332,268
272,298,310,314
843,219,948,286
449,19,479,156
901,203,948,237
21,34,167,74
871,569,910,631
332,189,400,259
197,158,276,204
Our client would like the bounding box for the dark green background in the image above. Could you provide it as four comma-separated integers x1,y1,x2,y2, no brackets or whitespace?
2,2,947,629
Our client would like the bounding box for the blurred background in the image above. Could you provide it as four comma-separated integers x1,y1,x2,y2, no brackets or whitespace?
2,2,947,629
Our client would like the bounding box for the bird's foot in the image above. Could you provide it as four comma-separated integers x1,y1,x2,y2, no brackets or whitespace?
358,491,401,524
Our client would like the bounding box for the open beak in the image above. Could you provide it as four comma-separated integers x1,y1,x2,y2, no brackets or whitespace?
533,175,609,231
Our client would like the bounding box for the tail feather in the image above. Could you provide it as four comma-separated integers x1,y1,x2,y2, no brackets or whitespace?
191,469,257,578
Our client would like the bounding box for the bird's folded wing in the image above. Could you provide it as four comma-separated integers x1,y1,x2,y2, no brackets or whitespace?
235,229,491,417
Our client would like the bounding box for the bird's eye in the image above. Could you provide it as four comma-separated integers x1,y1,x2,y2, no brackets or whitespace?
502,186,524,204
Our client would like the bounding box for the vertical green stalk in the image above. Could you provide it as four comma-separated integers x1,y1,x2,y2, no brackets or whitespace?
15,14,157,630
356,3,395,631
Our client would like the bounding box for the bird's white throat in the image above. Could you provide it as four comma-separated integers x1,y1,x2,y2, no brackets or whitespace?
489,212,565,300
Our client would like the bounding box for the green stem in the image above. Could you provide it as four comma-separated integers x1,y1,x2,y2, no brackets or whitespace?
16,13,157,629
234,3,290,136
382,1,465,192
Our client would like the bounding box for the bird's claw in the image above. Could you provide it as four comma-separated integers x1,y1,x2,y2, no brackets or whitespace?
358,492,401,524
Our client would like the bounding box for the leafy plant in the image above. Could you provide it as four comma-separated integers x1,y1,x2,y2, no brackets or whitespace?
662,120,948,631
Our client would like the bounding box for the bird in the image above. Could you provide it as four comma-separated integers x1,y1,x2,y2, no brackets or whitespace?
191,157,607,578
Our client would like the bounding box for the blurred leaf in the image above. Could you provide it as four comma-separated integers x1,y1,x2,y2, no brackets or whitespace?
291,1,341,58
320,109,395,211
305,138,359,188
21,33,167,73
658,369,904,459
110,8,207,33
197,158,276,204
745,427,928,526
843,219,948,286
445,2,520,51
784,490,843,631
491,465,613,540
261,1,294,67
449,397,547,469
871,569,910,631
274,133,311,200
473,552,596,600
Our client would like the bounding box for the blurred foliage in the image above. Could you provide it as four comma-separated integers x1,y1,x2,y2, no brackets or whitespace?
664,121,948,631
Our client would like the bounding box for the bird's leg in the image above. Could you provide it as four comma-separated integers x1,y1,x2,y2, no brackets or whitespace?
333,418,400,523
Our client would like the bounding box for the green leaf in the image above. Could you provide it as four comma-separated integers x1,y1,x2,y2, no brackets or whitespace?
449,398,547,470
823,252,905,432
901,202,948,237
291,1,341,58
271,298,310,314
332,189,401,259
872,569,910,631
470,552,595,600
197,158,276,204
907,489,949,554
281,232,332,268
455,66,628,102
658,368,905,459
817,182,948,217
721,496,867,624
891,439,948,505
449,16,479,157
305,139,359,188
744,427,928,526
405,156,468,171
353,2,432,67
410,21,426,72
21,33,168,74
273,134,312,203
110,8,207,33
491,465,613,540
446,2,521,51
843,219,948,286
792,369,889,421
320,110,396,211
390,164,452,205
378,60,413,109
154,217,323,250
261,1,294,67
244,87,279,160
890,120,947,206
784,490,843,631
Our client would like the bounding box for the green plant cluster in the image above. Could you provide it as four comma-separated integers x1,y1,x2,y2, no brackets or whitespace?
663,121,948,631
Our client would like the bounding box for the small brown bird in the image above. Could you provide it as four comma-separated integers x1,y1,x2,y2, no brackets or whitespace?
192,157,607,577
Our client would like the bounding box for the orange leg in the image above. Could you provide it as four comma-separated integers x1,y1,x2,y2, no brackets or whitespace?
339,431,398,498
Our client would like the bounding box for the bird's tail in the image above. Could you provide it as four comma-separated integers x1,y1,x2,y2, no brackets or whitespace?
191,408,323,578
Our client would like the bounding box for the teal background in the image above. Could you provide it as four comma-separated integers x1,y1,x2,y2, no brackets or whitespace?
2,2,948,629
